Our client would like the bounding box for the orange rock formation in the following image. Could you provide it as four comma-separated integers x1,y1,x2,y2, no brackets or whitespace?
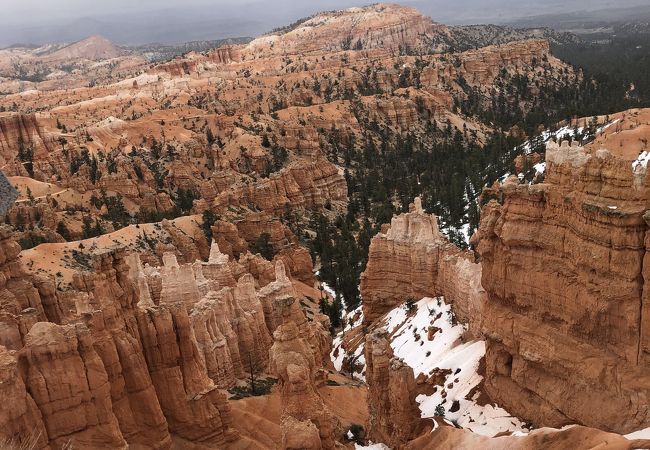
474,139,650,433
360,197,485,334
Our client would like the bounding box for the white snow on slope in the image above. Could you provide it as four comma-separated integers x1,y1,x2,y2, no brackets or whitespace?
331,304,366,381
355,444,390,450
626,427,650,440
331,297,527,437
519,119,621,155
633,151,650,171
386,298,526,437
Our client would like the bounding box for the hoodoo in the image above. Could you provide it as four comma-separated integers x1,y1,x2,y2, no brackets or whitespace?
2,1,650,448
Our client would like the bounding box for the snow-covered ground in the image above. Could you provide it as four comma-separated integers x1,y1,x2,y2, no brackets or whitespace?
331,297,528,437
500,119,624,187
331,304,366,381
504,424,650,442
625,427,650,440
518,119,621,156
319,277,337,303
354,444,390,450
633,150,650,171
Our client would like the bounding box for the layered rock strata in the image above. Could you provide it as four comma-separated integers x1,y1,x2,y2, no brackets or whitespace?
2,232,331,448
474,140,650,432
0,232,329,448
269,321,338,449
212,159,347,216
360,197,485,333
365,330,420,447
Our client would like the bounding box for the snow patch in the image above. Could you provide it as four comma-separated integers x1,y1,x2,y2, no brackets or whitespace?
632,151,650,171
626,426,650,440
333,297,527,437
355,444,390,450
386,298,526,437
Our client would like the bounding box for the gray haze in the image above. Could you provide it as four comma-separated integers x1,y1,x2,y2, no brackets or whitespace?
0,0,648,47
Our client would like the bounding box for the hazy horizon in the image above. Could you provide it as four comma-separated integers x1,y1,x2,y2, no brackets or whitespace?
1,0,648,47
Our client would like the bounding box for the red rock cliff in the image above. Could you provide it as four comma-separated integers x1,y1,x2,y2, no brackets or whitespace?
365,330,420,447
474,140,650,432
360,197,486,333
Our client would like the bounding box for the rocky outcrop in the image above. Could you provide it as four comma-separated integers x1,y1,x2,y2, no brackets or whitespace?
0,225,332,449
269,321,338,449
134,244,274,390
73,250,172,449
260,260,332,368
244,4,450,57
360,198,443,324
212,159,347,216
0,114,57,175
360,198,485,334
152,46,241,77
474,140,650,433
0,345,49,450
0,226,57,351
134,240,325,392
0,233,243,448
365,330,420,447
135,302,236,444
19,322,128,449
457,39,551,85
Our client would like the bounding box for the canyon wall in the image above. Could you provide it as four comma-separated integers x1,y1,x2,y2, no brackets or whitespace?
0,114,57,173
212,159,347,216
360,197,485,333
360,143,650,435
474,140,650,433
0,229,331,449
365,330,420,447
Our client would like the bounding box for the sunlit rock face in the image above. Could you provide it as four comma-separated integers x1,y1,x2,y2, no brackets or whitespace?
365,330,420,447
360,197,486,335
270,321,338,450
475,139,650,432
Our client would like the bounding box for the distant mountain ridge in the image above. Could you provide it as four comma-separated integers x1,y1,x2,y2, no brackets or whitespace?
128,37,253,62
43,35,124,61
506,3,650,30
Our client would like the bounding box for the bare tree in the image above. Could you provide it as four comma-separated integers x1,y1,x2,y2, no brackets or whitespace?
247,351,264,395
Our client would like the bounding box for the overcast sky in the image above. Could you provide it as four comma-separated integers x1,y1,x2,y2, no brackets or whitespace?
0,0,647,46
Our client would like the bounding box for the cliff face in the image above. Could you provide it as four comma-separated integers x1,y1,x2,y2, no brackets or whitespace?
0,114,57,173
474,140,650,432
0,230,333,448
365,330,420,447
19,322,128,449
0,345,49,450
212,159,348,216
360,198,486,333
456,39,551,85
0,226,56,351
269,321,338,449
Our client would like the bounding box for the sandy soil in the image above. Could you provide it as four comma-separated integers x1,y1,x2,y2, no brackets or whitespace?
585,108,650,159
9,176,67,200
19,215,203,283
223,372,368,450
